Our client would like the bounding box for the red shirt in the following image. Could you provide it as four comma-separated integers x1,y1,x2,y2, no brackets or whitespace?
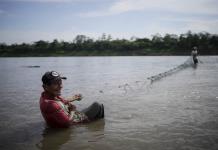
40,92,88,128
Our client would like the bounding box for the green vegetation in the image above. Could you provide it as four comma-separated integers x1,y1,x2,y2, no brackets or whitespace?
0,31,218,57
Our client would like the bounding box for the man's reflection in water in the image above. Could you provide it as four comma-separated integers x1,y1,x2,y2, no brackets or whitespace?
36,126,71,150
36,120,105,150
192,62,198,69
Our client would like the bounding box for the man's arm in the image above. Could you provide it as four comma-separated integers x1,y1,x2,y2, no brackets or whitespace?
66,94,83,102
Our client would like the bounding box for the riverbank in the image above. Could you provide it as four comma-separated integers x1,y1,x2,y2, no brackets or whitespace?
0,50,184,57
1,32,218,57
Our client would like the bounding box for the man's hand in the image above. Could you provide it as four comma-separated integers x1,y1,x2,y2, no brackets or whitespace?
74,94,82,101
68,104,76,111
68,94,83,102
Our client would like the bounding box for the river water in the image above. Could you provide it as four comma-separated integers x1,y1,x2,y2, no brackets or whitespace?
0,56,218,150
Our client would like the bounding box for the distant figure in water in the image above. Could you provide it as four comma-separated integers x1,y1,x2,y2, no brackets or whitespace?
39,71,104,128
191,46,198,64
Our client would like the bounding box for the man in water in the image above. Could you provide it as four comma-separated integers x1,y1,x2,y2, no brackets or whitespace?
191,46,198,64
40,71,104,128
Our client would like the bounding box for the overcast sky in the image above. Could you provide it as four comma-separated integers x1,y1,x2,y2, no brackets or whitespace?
0,0,218,44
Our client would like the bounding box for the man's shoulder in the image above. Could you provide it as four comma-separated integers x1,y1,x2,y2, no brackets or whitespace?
40,97,61,112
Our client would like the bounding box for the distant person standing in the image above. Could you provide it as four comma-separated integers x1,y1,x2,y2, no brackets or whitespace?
191,46,198,64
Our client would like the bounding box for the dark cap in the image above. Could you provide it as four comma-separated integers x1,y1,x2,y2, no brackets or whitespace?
42,71,67,85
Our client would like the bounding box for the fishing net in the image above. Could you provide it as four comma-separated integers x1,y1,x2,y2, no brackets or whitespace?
117,56,195,95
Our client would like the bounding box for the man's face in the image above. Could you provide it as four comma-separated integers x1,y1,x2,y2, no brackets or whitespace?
45,80,63,97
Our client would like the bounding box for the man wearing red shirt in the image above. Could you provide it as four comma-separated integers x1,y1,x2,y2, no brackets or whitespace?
40,71,104,128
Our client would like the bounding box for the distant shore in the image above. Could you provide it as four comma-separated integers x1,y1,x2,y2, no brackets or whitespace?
1,31,218,57
0,51,190,57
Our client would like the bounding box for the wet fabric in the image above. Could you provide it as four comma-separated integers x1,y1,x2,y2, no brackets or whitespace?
40,92,88,128
193,57,198,64
82,102,104,121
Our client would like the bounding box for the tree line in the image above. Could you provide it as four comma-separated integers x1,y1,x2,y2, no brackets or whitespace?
0,31,218,56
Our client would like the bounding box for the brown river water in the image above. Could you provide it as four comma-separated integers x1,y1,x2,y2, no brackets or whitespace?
0,56,218,150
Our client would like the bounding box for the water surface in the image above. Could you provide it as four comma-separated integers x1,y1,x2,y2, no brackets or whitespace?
0,56,218,150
